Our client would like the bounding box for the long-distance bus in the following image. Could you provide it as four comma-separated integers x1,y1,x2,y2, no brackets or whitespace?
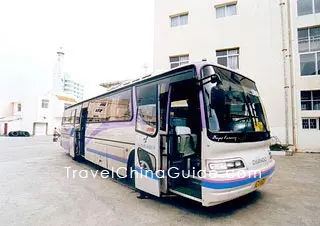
60,62,275,207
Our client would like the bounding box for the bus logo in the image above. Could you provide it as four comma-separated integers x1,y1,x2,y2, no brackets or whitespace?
252,157,267,165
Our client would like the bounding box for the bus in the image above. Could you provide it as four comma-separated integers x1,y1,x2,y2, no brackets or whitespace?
60,62,275,207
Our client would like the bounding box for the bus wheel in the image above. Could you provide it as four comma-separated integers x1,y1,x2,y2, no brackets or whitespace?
127,151,135,187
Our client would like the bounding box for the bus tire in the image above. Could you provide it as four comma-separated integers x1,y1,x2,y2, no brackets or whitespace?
137,150,153,171
127,151,135,186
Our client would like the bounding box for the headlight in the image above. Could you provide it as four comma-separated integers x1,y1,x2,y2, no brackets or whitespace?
207,159,245,172
208,162,227,171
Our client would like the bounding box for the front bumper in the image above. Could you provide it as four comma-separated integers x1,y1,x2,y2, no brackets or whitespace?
201,159,275,207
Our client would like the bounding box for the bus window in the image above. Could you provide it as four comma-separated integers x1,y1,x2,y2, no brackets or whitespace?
87,89,132,123
62,109,72,124
202,66,269,135
106,90,132,122
136,84,158,136
75,108,81,124
88,98,108,123
70,110,75,124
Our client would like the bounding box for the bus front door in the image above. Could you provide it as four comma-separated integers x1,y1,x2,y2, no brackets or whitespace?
69,109,77,155
134,84,161,197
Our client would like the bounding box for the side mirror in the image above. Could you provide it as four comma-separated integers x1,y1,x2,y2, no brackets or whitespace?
200,65,223,85
211,74,222,84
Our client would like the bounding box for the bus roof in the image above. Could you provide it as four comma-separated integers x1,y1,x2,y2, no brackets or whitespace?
65,62,254,110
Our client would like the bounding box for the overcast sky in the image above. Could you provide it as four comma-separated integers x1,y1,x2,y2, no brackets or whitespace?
0,0,155,99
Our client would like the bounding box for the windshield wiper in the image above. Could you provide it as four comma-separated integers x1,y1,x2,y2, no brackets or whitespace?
241,94,255,139
231,114,258,118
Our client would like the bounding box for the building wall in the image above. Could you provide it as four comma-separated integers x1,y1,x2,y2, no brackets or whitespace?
154,0,289,144
290,2,320,151
154,0,320,151
0,92,73,136
0,49,77,136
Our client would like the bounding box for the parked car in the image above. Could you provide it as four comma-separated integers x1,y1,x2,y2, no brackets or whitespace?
8,131,30,137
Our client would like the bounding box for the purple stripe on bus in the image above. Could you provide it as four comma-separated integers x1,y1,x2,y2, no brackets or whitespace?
86,148,127,164
199,90,207,129
85,121,135,145
88,121,134,136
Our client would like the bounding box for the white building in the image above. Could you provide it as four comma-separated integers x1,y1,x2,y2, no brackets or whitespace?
0,49,77,136
53,48,84,101
154,0,320,152
63,73,84,101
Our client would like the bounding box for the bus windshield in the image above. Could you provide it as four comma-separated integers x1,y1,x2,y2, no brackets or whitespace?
202,66,270,142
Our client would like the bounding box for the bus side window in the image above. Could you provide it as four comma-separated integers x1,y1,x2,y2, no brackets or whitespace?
136,83,158,136
87,89,132,123
70,110,75,124
75,108,81,124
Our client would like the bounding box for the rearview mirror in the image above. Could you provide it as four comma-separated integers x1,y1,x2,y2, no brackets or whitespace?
200,65,222,85
211,74,222,84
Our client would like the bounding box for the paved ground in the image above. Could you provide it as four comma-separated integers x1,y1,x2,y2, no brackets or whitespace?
0,136,319,226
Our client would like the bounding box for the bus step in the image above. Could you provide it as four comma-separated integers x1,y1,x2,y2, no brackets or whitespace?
170,185,201,200
169,188,202,202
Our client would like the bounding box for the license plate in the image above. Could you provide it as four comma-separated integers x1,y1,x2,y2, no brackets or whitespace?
254,178,266,188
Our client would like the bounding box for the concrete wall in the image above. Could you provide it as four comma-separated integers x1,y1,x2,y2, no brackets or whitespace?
154,0,320,151
290,2,320,151
0,91,71,136
154,0,288,143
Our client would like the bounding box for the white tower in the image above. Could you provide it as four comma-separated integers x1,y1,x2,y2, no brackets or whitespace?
52,47,65,94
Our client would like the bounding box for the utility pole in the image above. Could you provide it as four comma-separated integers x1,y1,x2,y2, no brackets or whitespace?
279,0,297,150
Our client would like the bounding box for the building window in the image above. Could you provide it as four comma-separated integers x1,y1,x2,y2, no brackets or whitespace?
298,26,320,76
216,3,237,18
301,90,320,110
302,118,319,129
41,99,49,109
297,0,320,16
169,55,189,69
17,103,21,112
170,13,188,27
216,48,239,70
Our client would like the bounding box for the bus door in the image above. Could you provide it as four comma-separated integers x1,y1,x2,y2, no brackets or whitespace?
134,83,161,197
79,108,88,156
69,109,77,155
166,80,202,200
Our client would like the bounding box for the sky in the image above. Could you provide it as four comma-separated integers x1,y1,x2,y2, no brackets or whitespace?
0,0,155,99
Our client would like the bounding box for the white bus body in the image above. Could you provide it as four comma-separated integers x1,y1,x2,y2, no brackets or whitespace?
60,62,275,207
